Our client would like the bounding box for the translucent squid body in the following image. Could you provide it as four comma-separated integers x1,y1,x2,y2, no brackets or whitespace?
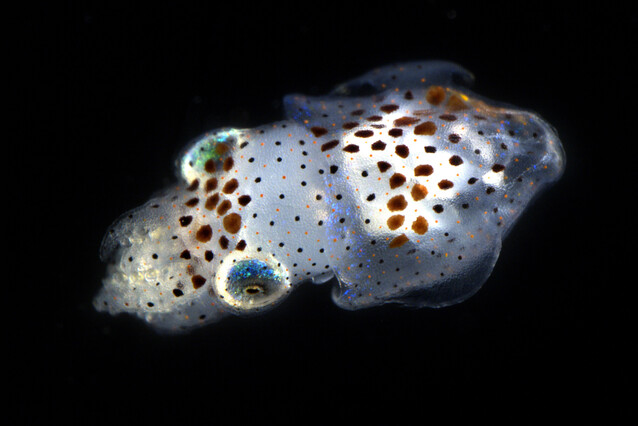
95,61,565,332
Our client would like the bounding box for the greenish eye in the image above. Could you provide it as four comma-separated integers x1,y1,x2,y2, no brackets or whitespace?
216,259,290,312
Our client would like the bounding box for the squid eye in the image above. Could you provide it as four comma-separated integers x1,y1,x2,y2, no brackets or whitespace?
215,259,290,312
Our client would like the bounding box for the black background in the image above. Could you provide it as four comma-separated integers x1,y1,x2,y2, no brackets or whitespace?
14,2,635,424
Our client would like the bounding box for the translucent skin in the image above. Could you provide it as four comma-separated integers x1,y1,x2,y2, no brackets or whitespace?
95,61,565,332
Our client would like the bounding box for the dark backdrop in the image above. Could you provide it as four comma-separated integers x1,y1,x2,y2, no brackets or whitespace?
14,2,635,424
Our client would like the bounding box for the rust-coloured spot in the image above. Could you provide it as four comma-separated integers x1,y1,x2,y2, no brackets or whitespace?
393,116,420,127
342,122,358,130
387,195,408,211
343,144,360,153
389,173,406,189
448,133,461,143
438,179,454,190
439,114,457,121
217,199,232,215
205,178,218,193
354,130,374,138
449,155,464,166
235,240,247,251
492,164,506,173
223,157,234,172
187,179,199,191
205,193,220,210
192,275,206,289
179,215,193,227
387,215,405,230
223,213,242,234
388,128,403,137
414,164,434,176
411,184,428,201
204,159,216,173
412,216,428,235
367,115,383,122
321,140,340,151
222,178,239,194
311,126,328,137
185,198,199,207
426,86,446,105
216,143,230,155
371,141,386,150
404,90,414,100
447,94,468,111
377,161,392,173
389,234,409,248
238,195,251,206
219,236,229,250
195,225,212,243
380,104,399,114
414,121,437,135
351,109,365,116
395,145,409,158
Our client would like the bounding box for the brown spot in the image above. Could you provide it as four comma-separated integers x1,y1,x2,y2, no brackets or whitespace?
404,90,414,100
387,195,408,211
217,199,232,215
380,104,399,113
311,126,328,137
377,161,392,173
187,179,199,191
414,165,434,176
185,198,199,207
448,134,461,143
342,122,358,130
215,143,230,155
412,216,428,235
219,236,229,250
235,240,247,251
223,157,234,172
393,116,420,127
486,187,496,194
387,215,405,230
395,145,409,158
179,216,193,227
204,250,214,261
321,140,340,151
351,109,365,116
343,144,360,153
433,204,444,213
449,155,464,166
222,178,239,194
439,114,457,121
195,225,212,243
367,115,383,122
192,275,206,289
354,130,374,138
388,128,403,137
492,164,506,173
389,234,409,248
438,179,454,190
371,141,386,150
204,159,216,173
426,86,446,105
389,173,406,189
414,121,437,135
447,94,468,111
205,193,220,210
223,213,242,234
238,195,251,206
180,250,191,259
411,184,428,201
425,146,437,153
205,178,218,193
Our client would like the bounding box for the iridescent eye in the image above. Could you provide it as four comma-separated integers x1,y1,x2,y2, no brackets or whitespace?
215,259,290,312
